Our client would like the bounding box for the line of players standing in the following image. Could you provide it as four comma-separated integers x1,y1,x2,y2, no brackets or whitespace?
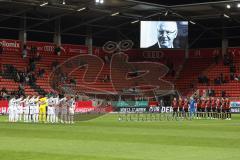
8,95,76,124
172,97,231,120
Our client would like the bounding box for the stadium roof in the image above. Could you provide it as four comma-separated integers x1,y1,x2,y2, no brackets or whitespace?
0,0,240,47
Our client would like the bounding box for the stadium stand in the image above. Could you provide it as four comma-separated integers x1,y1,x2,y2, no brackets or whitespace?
1,43,239,99
196,54,240,97
175,56,214,96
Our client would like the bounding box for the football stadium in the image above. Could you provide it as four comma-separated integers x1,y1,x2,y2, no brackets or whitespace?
0,0,240,160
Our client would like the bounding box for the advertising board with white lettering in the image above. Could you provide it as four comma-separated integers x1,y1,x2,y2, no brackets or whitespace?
230,101,240,113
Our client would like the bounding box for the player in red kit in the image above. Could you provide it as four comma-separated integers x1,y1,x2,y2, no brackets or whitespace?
201,97,206,118
222,98,226,119
216,98,222,119
178,97,184,118
172,97,178,120
211,97,216,119
196,98,202,119
206,97,211,119
224,98,231,120
183,98,189,119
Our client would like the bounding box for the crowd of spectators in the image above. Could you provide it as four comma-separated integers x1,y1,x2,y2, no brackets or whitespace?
0,43,78,99
199,88,227,98
54,45,64,56
0,85,25,100
198,51,239,86
224,51,240,82
206,88,215,97
198,74,209,85
213,51,240,84
0,87,8,99
22,44,27,59
214,73,228,85
223,53,233,66
1,44,47,98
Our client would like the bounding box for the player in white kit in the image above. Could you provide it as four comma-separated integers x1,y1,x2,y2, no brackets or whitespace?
8,96,16,122
12,96,20,122
17,96,24,122
23,96,30,122
53,95,60,123
59,97,67,123
68,97,76,124
47,96,55,123
28,96,36,122
33,96,40,123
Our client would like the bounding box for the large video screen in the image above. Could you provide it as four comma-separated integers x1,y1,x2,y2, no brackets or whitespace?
140,21,188,49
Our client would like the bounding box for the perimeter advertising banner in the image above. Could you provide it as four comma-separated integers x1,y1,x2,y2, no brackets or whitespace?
0,100,110,115
1,100,240,114
0,100,97,114
74,101,113,113
0,39,21,52
0,100,9,115
112,101,173,113
118,106,173,113
230,101,240,113
75,101,95,113
0,39,88,55
113,101,148,108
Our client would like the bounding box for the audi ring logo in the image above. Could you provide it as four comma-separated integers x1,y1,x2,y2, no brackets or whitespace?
143,51,165,59
44,46,55,52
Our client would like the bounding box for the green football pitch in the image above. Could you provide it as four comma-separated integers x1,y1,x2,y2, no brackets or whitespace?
0,114,240,160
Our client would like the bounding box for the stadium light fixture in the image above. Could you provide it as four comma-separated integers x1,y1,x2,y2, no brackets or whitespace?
237,3,240,8
111,12,119,16
131,20,139,24
190,21,196,25
40,2,48,7
96,0,104,4
164,11,168,16
63,0,66,5
223,14,230,18
77,7,86,12
226,4,231,9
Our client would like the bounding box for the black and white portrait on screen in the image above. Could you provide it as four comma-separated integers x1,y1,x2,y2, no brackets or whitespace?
140,21,188,49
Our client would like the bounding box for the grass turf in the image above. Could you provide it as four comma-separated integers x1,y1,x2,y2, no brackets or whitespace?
0,114,240,160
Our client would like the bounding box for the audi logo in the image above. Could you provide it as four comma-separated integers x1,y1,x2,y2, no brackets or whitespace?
44,46,55,52
143,51,165,59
